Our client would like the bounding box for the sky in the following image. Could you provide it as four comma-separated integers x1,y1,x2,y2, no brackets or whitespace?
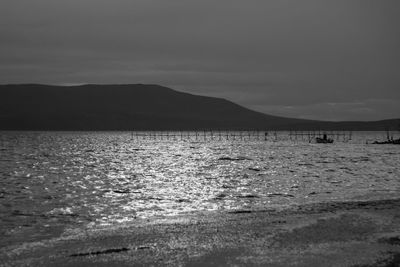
1,0,399,121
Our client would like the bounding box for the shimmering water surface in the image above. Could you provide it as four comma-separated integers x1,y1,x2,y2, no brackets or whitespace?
0,131,399,247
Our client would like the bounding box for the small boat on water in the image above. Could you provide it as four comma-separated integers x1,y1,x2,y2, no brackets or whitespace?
372,127,400,144
372,138,400,145
316,134,334,144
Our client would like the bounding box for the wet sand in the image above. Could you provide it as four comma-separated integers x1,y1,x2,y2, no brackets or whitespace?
1,198,400,267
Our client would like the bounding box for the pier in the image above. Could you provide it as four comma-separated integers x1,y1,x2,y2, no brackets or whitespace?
288,130,352,142
129,130,353,142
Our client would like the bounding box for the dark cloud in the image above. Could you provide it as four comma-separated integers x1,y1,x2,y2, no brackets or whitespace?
1,0,399,121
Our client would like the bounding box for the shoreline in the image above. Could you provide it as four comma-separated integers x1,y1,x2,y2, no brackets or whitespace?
1,198,400,266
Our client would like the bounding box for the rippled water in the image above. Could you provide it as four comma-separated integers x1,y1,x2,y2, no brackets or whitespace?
0,131,399,247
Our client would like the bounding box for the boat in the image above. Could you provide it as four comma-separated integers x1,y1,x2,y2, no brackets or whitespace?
316,134,333,144
372,126,400,144
372,138,400,145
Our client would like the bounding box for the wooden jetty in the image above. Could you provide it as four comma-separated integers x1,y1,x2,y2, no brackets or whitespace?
131,130,267,141
129,130,353,142
288,130,352,142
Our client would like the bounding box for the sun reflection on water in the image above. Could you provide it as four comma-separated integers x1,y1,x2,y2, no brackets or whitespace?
1,132,400,244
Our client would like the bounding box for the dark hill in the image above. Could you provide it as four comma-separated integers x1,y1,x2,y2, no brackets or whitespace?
0,84,398,131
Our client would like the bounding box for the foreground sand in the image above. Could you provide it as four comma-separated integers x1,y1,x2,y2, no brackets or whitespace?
1,198,400,267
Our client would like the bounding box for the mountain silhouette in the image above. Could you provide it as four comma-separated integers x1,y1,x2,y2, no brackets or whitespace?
0,84,398,131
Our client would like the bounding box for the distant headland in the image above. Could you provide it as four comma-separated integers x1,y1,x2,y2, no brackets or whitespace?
0,84,398,131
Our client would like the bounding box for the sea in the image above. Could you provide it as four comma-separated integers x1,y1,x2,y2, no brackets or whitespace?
0,131,399,248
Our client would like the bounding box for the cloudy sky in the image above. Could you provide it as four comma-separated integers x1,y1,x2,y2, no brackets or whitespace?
1,0,399,121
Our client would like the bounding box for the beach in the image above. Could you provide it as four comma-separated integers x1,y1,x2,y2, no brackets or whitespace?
1,198,400,266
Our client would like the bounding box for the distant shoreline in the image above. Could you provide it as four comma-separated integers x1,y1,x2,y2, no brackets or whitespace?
1,84,399,131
